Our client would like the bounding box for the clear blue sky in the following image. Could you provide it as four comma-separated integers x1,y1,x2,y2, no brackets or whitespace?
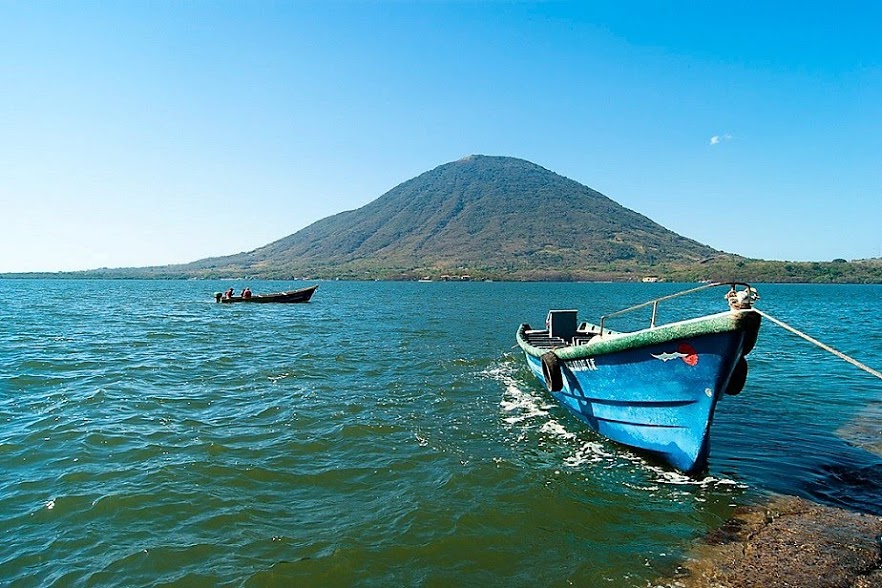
2,1,880,272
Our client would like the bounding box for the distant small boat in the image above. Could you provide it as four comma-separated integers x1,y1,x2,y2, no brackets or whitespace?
515,282,761,473
215,285,318,304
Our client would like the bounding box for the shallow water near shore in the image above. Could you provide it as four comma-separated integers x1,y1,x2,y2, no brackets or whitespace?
1,279,880,587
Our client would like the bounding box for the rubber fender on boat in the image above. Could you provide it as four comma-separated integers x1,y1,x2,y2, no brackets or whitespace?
725,357,748,396
541,352,564,392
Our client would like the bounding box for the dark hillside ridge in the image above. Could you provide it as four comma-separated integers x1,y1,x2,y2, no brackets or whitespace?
24,155,881,282
183,155,721,279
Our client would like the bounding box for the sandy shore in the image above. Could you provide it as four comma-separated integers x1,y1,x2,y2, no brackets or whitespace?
655,494,882,588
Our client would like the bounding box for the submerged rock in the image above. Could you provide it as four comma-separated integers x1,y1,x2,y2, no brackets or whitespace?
837,402,882,458
657,495,882,588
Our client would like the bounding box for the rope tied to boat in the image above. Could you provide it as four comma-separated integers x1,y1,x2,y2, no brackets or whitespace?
753,308,882,381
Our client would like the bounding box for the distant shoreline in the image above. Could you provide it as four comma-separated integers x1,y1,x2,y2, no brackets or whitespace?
3,273,882,285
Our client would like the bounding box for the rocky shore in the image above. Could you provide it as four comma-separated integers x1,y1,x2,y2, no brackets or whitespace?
656,495,882,588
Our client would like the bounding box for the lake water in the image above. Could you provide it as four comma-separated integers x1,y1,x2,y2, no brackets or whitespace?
2,279,880,587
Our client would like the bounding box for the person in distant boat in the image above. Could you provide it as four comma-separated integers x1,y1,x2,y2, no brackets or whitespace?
214,292,222,303
242,287,252,299
224,287,234,299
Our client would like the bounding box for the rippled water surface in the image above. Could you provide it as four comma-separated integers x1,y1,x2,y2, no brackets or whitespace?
2,279,880,587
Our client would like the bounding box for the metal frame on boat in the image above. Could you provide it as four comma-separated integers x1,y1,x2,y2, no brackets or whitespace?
515,282,761,473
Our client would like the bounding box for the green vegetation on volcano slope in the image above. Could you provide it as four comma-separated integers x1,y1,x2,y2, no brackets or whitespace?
7,156,879,283
133,155,722,279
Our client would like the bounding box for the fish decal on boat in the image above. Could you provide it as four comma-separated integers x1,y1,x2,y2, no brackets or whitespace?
652,343,698,365
651,351,688,362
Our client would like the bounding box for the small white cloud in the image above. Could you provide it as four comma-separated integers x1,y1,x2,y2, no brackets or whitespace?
709,133,733,146
710,135,720,145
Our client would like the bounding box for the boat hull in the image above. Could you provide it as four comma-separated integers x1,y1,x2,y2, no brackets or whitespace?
517,310,760,473
219,285,318,304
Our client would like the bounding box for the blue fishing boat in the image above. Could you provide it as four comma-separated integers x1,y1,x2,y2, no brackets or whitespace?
515,282,761,473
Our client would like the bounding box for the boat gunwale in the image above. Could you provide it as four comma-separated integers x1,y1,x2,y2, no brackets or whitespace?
517,308,760,360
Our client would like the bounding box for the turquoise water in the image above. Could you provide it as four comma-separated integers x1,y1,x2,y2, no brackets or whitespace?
1,279,880,587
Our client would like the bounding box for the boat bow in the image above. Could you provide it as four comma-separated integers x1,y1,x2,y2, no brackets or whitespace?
515,282,762,473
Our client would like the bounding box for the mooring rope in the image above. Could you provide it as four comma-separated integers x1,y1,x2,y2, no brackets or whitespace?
753,308,882,381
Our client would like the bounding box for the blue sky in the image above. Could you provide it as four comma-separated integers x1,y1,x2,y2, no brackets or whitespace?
2,1,880,272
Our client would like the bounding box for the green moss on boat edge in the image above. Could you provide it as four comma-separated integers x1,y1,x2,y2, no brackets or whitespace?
516,309,761,360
